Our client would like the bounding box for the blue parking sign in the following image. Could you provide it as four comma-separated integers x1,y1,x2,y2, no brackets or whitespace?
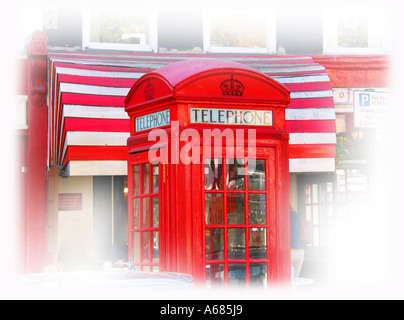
359,92,370,107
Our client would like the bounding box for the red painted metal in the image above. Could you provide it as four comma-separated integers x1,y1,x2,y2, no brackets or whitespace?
125,59,291,287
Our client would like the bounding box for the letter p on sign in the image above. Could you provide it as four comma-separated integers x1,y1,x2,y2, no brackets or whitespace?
359,93,370,107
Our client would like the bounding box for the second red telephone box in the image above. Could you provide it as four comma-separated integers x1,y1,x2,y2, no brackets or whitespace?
124,59,291,287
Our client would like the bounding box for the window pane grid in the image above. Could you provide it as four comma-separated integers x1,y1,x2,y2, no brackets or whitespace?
204,157,269,287
131,160,160,271
303,182,334,247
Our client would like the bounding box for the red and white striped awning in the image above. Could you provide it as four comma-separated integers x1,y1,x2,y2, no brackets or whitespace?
47,52,336,176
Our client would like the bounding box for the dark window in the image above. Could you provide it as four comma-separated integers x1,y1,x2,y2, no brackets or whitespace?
93,176,128,264
113,176,129,261
93,176,113,262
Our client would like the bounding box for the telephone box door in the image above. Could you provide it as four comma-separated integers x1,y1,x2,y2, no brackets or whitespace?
128,151,166,271
202,146,285,287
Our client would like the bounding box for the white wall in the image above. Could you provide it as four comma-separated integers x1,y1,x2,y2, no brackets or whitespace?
57,176,93,271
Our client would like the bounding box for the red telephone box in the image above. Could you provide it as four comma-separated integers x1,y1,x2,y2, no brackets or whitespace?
124,59,291,287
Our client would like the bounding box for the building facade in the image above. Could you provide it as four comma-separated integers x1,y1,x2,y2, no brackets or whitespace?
15,4,391,286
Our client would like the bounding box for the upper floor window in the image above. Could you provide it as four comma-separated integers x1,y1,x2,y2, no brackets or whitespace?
82,6,157,51
203,9,276,54
337,13,368,48
323,7,392,54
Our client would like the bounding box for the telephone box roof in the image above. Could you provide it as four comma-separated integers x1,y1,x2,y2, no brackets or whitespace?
124,58,291,107
147,58,259,86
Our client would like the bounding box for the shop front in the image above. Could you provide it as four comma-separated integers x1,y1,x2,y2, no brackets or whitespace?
124,59,291,286
35,49,337,278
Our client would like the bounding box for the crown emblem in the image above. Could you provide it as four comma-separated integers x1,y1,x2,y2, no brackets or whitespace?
220,75,245,96
144,81,155,101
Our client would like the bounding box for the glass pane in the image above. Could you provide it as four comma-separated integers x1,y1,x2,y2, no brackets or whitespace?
327,182,334,202
227,159,245,190
338,13,368,48
248,159,265,190
313,205,319,225
227,194,245,225
249,194,266,225
326,204,334,217
90,8,150,45
152,231,159,263
206,264,224,287
250,263,267,287
312,184,318,203
305,185,311,204
141,163,149,194
228,264,246,286
320,183,327,203
133,198,140,229
205,159,223,190
205,193,224,225
249,228,267,259
142,197,149,228
206,228,224,260
152,164,159,193
313,226,319,246
306,206,312,221
336,169,346,192
133,165,140,196
142,232,150,262
228,228,245,260
152,197,159,227
133,231,140,263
